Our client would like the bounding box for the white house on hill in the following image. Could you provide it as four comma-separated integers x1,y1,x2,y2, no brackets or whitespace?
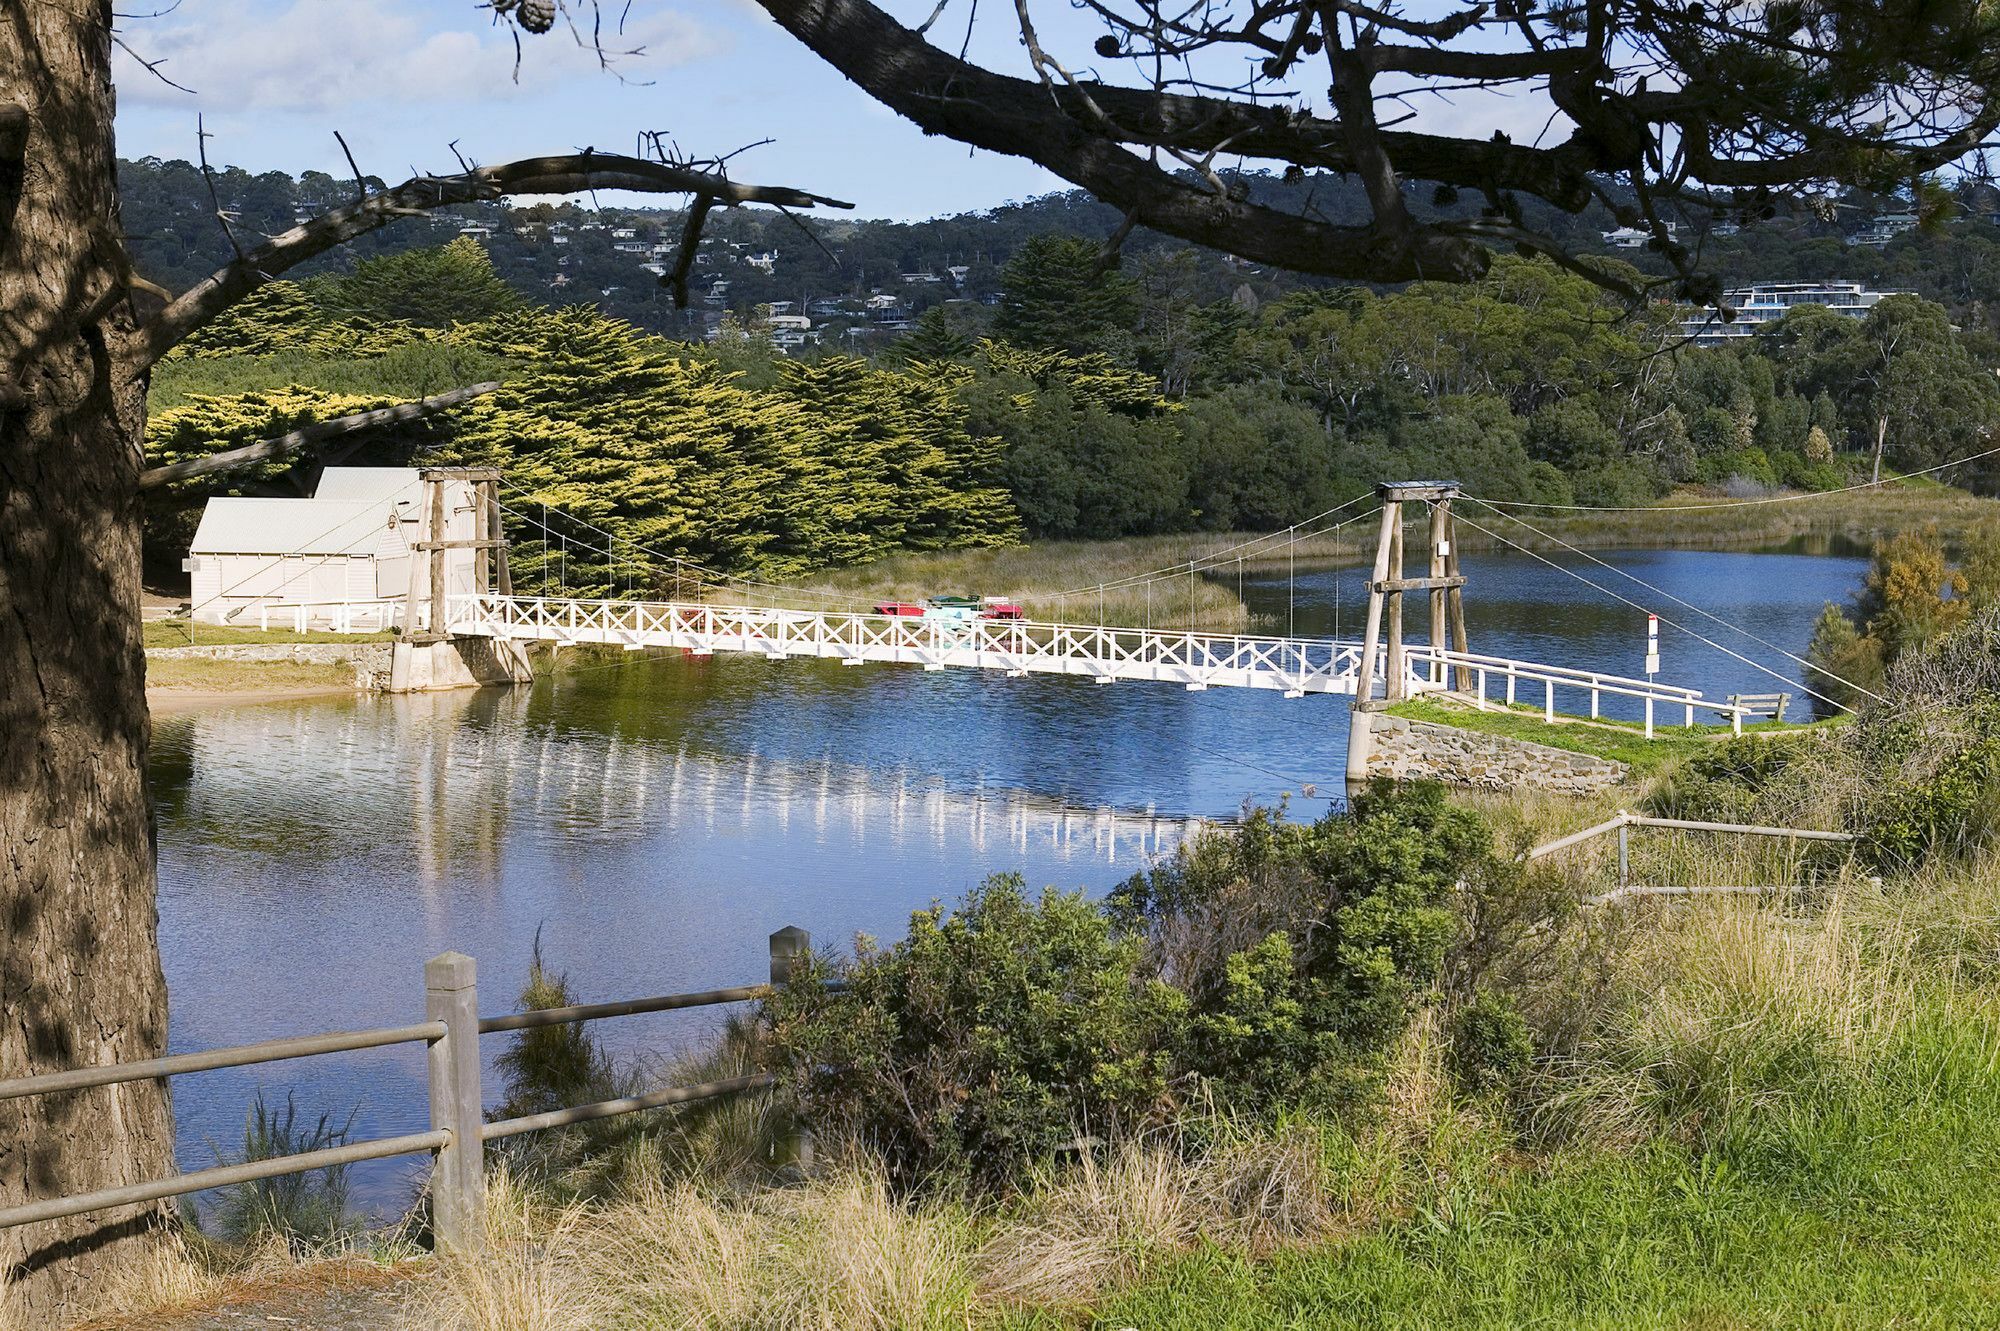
185,467,479,627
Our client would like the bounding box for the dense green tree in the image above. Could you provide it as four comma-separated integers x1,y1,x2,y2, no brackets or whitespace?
331,236,523,328
992,234,1136,358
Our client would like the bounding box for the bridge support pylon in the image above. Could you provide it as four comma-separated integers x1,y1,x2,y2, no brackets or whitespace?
386,467,533,692
1346,481,1471,784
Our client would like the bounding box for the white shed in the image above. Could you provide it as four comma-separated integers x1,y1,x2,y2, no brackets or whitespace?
185,467,480,628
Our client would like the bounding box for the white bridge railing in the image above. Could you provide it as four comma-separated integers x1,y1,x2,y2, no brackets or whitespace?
446,594,1752,732
449,594,1387,696
1404,645,1751,734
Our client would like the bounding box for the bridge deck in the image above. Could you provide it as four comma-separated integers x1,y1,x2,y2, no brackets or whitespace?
447,595,1751,731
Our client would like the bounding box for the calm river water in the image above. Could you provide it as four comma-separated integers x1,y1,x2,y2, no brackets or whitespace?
149,545,1866,1210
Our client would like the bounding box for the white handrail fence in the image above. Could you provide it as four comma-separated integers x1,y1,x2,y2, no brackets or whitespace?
447,594,1744,730
1526,809,1860,905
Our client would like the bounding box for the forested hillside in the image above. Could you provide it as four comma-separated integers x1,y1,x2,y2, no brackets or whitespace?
142,208,2000,592
122,157,2000,341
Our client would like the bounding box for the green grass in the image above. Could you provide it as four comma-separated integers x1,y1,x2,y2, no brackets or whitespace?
145,656,359,693
1077,1004,2000,1330
144,618,396,648
1386,695,1839,775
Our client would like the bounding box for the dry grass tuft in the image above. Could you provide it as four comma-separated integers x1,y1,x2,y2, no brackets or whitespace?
411,1166,973,1331
975,1126,1337,1308
1524,882,1955,1149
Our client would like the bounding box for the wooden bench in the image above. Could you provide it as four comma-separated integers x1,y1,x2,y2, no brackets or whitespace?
1726,692,1790,723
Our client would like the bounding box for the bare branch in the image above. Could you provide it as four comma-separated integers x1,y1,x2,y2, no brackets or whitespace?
139,382,505,491
662,193,713,308
195,115,245,262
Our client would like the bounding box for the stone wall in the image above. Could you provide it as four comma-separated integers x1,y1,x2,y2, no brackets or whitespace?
147,641,397,690
1348,709,1628,795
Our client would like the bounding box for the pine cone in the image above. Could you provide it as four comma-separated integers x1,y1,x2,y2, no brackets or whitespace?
518,0,556,33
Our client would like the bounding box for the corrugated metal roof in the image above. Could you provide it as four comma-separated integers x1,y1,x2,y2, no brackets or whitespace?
190,498,399,556
312,467,424,505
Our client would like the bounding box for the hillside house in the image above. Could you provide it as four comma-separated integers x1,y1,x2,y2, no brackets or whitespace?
185,468,479,627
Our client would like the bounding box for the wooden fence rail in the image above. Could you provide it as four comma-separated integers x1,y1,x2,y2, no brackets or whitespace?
0,925,814,1254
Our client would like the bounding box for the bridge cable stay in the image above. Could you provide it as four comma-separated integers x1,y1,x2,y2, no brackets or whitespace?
491,488,874,613
1031,499,1388,635
1457,495,1888,706
186,481,468,628
1288,528,1296,638
1459,440,2000,513
1448,506,1862,716
1045,490,1378,601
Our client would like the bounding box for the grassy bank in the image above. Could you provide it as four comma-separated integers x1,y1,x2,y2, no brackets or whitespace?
791,535,1257,630
398,866,2000,1330
144,619,396,648
1386,695,1838,775
144,656,361,696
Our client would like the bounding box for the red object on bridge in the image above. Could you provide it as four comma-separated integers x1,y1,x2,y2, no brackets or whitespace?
873,601,926,616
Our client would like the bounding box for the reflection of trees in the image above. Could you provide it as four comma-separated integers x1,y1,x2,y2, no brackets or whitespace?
151,690,525,881
151,673,1201,884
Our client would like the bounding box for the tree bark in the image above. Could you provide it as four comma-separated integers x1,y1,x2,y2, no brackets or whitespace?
1,3,176,1319
1873,413,1889,485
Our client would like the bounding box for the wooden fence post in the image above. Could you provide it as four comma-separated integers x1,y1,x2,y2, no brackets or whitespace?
426,952,486,1253
768,927,813,1173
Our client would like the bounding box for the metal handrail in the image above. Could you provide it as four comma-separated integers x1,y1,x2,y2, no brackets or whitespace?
481,1074,776,1142
0,1131,449,1231
478,984,771,1034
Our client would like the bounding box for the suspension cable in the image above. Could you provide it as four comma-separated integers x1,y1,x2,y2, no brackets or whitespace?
1459,495,1887,704
1450,507,1860,715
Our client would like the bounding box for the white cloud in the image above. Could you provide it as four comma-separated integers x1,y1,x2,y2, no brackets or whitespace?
113,1,725,112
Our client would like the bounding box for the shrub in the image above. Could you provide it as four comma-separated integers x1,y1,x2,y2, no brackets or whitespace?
768,789,1499,1191
205,1091,357,1249
1447,991,1534,1096
1645,733,1816,822
1116,782,1484,1112
765,875,1187,1191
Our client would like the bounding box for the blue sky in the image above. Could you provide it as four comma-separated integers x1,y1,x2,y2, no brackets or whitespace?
112,2,1073,220
112,1,1556,222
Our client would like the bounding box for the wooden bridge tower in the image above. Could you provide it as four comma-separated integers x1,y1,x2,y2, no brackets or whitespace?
403,466,512,645
387,467,530,692
1351,480,1471,710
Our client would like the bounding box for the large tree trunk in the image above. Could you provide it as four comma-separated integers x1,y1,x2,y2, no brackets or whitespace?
1,2,176,1320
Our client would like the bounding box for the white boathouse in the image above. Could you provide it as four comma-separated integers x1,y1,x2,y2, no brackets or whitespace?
185,467,479,627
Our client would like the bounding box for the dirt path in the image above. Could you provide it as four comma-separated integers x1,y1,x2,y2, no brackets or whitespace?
76,1262,425,1331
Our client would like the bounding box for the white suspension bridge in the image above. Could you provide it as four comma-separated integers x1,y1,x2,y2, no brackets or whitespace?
196,466,1872,798
225,471,1815,794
